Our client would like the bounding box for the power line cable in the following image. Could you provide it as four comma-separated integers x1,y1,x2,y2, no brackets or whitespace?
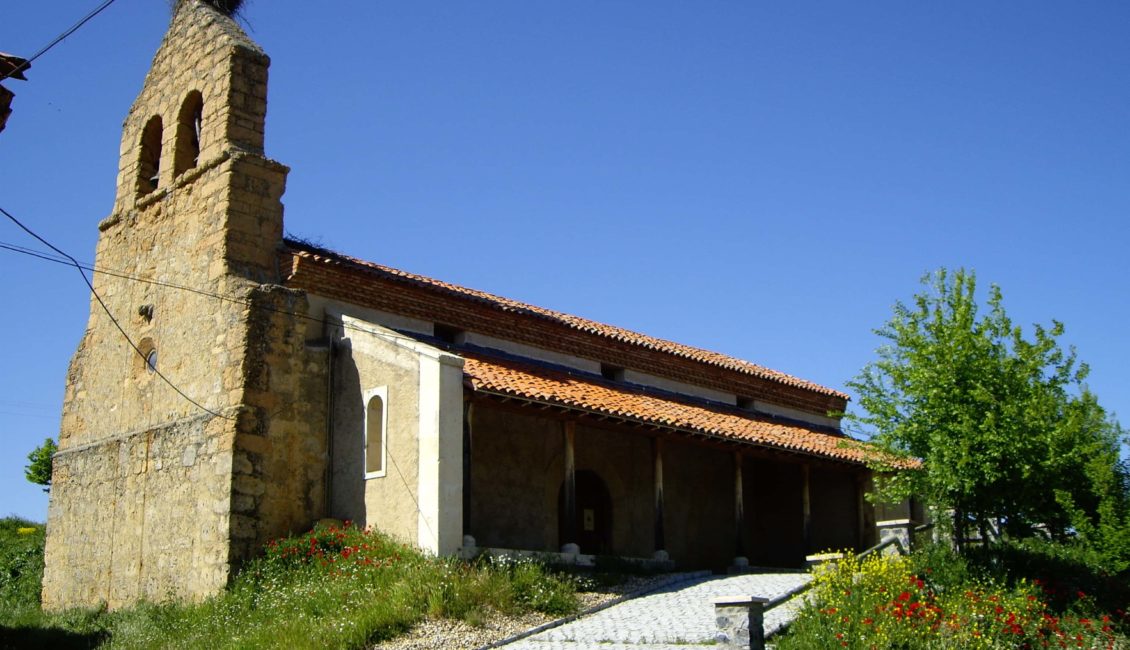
1,0,119,82
0,205,231,420
2,228,872,459
0,237,440,349
0,242,70,265
0,240,242,305
1,232,450,428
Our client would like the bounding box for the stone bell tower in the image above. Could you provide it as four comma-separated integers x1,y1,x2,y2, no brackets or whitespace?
43,0,328,609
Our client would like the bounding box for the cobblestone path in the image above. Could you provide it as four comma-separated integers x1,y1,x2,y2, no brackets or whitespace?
498,572,812,650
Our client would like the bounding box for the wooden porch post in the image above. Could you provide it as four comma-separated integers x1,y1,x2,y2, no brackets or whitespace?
802,463,812,555
730,451,751,572
462,401,473,538
856,474,866,551
653,438,667,560
734,451,745,558
562,420,578,553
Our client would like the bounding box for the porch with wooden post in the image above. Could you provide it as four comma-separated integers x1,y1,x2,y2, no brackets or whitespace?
457,351,877,571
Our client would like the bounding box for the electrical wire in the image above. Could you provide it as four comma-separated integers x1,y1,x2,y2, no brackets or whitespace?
1,228,868,477
0,205,231,420
1,0,120,82
0,242,70,265
0,226,442,423
0,238,441,349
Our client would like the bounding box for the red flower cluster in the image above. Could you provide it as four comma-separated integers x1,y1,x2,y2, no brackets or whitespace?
813,571,1123,649
260,521,411,578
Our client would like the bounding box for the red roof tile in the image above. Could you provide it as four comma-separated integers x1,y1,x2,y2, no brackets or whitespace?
284,240,849,400
461,350,893,466
0,53,29,81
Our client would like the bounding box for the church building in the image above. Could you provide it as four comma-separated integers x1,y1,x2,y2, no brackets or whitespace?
42,1,897,610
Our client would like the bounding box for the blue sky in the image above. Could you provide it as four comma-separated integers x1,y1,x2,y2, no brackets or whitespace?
1,1,1127,522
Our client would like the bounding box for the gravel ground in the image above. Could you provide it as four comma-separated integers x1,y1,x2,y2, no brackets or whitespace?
373,611,551,650
372,574,690,650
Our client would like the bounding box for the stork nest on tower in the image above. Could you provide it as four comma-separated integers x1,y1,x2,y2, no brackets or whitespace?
172,0,246,18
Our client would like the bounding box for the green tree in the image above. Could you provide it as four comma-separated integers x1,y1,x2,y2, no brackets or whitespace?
24,437,56,492
848,268,1126,549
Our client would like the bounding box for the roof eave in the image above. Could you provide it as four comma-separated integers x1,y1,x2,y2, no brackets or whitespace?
465,383,871,468
281,241,850,403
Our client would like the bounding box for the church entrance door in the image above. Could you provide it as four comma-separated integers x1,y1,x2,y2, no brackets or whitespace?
558,470,613,555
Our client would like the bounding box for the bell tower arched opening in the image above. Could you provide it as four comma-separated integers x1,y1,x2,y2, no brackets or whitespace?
137,115,163,196
174,91,204,177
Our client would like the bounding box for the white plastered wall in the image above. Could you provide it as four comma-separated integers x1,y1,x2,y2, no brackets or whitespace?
333,313,464,556
417,348,466,555
749,400,840,429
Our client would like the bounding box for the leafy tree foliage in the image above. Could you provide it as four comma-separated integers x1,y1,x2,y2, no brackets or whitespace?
848,269,1126,549
24,438,55,492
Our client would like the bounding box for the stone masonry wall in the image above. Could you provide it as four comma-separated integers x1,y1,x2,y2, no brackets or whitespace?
230,285,328,562
44,414,234,609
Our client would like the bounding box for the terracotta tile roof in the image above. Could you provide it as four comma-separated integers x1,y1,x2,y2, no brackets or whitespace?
460,350,892,467
0,53,30,81
284,240,849,400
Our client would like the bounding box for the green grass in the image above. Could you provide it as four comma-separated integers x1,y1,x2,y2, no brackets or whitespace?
0,518,580,649
0,518,46,616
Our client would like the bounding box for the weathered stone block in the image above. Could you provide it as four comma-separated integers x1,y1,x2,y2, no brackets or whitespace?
713,595,767,650
233,475,265,497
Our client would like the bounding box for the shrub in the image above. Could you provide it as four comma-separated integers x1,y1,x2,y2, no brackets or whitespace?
778,550,1127,649
913,538,1130,636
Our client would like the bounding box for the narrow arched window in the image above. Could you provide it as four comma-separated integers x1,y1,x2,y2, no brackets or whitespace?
174,91,203,177
137,116,163,196
364,387,387,478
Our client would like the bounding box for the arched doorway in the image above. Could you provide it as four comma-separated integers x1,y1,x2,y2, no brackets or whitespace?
558,470,613,555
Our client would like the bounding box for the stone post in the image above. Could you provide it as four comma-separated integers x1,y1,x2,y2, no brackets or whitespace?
876,519,914,554
874,497,922,554
713,595,768,650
